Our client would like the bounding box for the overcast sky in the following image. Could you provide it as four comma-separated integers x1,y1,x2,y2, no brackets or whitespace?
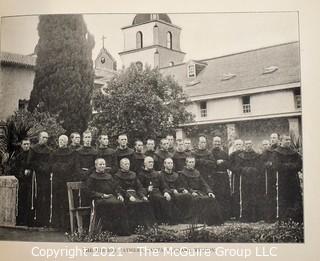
0,12,299,67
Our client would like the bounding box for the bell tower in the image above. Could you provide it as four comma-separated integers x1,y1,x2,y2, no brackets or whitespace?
119,14,185,68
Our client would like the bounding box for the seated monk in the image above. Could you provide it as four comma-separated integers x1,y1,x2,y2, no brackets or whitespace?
160,158,193,224
86,158,129,235
179,156,224,225
114,158,155,232
138,156,172,224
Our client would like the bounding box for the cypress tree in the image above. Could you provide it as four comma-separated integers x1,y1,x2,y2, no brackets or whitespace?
28,14,95,133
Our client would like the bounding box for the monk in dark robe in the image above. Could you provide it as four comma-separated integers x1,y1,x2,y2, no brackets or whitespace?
272,135,303,223
172,139,187,172
179,156,224,225
144,139,156,159
69,132,82,151
160,158,193,224
50,135,75,230
211,136,231,220
131,140,145,174
166,135,176,154
138,156,172,224
229,139,243,219
74,131,97,181
27,131,52,227
183,138,194,157
114,158,155,232
260,138,277,222
235,140,263,222
97,134,118,174
115,134,134,169
154,138,173,171
10,138,34,226
86,158,129,235
193,135,216,189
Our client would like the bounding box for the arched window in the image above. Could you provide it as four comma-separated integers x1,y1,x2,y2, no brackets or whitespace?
136,31,143,48
166,31,172,49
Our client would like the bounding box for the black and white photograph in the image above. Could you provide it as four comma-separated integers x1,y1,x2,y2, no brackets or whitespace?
0,10,305,245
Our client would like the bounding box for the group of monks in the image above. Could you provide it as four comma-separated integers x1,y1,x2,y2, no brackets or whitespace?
9,130,303,235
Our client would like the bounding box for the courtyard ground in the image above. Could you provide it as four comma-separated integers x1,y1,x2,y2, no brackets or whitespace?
0,220,298,243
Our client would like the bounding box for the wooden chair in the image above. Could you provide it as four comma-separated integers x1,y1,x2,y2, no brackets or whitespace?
67,181,91,233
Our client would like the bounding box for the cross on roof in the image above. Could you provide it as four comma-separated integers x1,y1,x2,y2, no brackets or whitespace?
102,35,107,49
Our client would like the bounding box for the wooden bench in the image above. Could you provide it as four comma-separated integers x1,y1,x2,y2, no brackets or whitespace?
66,181,91,233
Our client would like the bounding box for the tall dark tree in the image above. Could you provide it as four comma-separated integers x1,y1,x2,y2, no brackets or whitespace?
28,15,95,133
91,64,194,145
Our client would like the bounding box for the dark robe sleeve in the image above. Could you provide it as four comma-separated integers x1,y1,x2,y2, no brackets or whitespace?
27,148,35,171
136,178,146,198
200,176,213,194
159,174,170,194
85,177,104,199
197,154,216,169
176,174,187,192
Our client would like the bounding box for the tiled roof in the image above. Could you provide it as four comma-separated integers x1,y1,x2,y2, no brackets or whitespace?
160,42,300,98
0,52,36,67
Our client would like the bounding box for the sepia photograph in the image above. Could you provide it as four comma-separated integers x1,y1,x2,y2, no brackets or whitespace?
0,11,304,244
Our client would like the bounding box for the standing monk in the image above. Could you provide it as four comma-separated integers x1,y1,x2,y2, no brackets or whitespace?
154,138,173,171
144,139,156,159
50,135,75,230
235,140,263,222
75,130,97,181
229,139,243,219
69,132,81,151
172,139,187,172
260,136,277,222
97,134,118,174
11,138,33,226
193,135,216,189
211,136,231,220
115,134,134,169
272,135,303,222
27,131,52,227
166,135,176,154
132,140,145,174
183,138,193,157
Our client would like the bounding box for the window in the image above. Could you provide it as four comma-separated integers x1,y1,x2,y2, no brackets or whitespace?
188,64,196,78
242,96,251,113
200,101,207,117
294,88,301,109
166,31,172,49
136,31,143,48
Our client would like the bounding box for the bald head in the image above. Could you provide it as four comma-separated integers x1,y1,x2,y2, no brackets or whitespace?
144,156,154,170
198,136,207,150
58,135,68,148
95,158,106,173
120,158,130,171
234,139,243,151
39,131,49,145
